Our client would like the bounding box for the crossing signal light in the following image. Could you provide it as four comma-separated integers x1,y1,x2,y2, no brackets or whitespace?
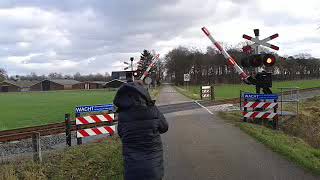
241,54,276,68
263,54,276,67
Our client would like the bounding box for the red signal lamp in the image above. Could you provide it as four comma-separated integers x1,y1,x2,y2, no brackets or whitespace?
263,54,276,67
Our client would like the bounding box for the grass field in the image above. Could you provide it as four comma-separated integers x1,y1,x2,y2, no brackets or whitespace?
0,86,162,131
218,96,320,174
0,136,123,179
0,90,116,131
175,79,320,100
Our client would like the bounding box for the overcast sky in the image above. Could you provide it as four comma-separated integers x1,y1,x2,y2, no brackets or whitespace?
0,0,319,75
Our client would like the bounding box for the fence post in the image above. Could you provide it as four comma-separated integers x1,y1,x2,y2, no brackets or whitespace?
32,132,42,162
273,99,278,129
200,86,203,100
75,113,82,145
65,113,71,147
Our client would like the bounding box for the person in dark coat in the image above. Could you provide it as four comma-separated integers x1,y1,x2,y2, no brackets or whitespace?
113,81,168,180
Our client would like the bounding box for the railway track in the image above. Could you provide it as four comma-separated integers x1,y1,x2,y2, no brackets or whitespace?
1,87,318,143
0,99,239,143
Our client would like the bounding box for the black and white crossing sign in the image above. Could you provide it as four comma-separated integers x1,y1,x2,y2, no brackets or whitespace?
184,74,190,82
242,29,279,54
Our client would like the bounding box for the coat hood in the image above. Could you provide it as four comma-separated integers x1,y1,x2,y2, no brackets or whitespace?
113,82,154,110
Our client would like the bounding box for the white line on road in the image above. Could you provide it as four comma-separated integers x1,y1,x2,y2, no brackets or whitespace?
194,101,214,115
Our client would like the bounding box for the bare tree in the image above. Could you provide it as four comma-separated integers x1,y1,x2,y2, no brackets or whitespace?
0,68,7,82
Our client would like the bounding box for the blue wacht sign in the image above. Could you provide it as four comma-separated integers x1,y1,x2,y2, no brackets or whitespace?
244,93,278,100
75,104,115,113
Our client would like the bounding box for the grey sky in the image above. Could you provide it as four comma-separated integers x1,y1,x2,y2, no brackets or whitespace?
0,0,319,75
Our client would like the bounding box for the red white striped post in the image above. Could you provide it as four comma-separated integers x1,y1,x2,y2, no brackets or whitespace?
201,27,250,82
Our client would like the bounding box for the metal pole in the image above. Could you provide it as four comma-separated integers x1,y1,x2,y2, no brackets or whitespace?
253,29,261,74
254,29,260,54
273,99,278,129
130,57,134,81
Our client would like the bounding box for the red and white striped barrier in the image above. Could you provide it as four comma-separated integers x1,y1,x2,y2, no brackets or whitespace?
201,27,249,81
76,114,114,125
242,112,277,119
140,53,160,80
243,102,278,109
77,125,116,138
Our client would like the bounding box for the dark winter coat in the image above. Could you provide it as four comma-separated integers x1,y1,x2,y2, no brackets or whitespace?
113,82,168,180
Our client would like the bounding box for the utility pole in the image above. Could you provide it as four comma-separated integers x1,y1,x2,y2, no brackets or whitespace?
130,57,134,81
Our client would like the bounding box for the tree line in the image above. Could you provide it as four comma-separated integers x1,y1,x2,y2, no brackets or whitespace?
164,46,320,85
0,70,112,82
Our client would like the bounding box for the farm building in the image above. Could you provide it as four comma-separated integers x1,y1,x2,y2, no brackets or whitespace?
80,81,106,90
104,79,125,88
30,79,82,91
0,80,39,92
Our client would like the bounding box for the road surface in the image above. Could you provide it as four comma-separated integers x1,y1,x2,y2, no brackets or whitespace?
158,85,318,180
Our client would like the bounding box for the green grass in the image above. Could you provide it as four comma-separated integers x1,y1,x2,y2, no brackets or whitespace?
218,108,320,174
0,90,116,130
0,136,124,179
175,79,320,100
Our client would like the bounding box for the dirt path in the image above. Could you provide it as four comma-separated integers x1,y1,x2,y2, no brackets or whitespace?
160,84,318,180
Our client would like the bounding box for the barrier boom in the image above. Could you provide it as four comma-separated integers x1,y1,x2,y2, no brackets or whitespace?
201,27,251,83
140,53,160,81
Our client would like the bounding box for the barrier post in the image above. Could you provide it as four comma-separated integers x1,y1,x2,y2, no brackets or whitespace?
32,132,42,162
243,97,247,122
200,87,203,100
76,113,82,145
65,113,71,146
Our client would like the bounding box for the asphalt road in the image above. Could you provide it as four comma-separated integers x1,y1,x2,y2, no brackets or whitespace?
158,85,318,180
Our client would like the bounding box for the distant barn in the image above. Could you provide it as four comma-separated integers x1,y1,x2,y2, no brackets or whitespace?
80,81,106,90
0,80,39,92
30,79,82,91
